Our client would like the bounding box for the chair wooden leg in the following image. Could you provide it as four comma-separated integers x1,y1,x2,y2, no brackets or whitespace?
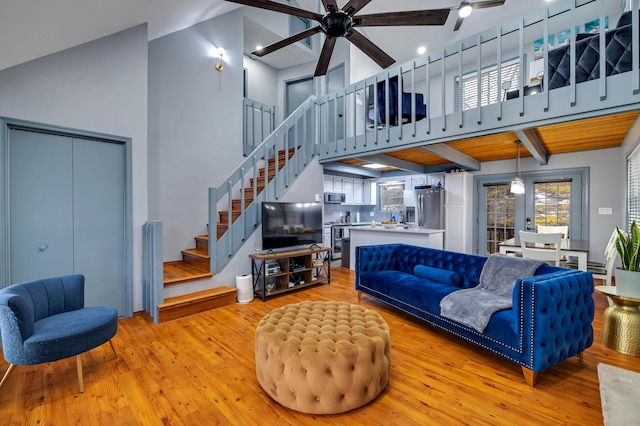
108,339,118,359
76,355,84,393
0,363,16,392
522,367,538,387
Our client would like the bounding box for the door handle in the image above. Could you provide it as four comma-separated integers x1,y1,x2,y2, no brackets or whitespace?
39,244,48,251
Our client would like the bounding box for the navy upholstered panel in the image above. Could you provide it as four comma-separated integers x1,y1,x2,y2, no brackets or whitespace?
547,11,635,90
376,76,427,124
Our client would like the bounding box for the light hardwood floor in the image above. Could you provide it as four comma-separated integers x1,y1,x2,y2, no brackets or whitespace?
1,267,638,425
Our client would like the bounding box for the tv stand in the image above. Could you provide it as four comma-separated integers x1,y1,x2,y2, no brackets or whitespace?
250,247,331,301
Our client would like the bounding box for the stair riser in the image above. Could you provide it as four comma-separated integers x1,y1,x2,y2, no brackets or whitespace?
182,251,210,271
216,224,227,239
158,287,237,323
218,211,242,223
195,238,208,252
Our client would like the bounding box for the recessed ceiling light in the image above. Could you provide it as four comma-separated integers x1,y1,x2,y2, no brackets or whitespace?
363,163,386,169
417,46,427,55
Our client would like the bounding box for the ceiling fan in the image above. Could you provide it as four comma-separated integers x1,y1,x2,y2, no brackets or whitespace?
227,0,453,76
452,1,506,32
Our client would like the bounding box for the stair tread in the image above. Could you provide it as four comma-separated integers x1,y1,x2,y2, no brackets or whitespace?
182,248,209,258
164,261,212,285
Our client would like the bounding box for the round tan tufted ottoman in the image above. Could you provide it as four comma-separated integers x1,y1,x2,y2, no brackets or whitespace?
255,301,391,414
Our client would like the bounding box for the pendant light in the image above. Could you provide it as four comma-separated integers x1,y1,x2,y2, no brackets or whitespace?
511,140,525,194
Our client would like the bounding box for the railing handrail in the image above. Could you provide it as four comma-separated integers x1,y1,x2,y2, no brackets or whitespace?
208,95,318,274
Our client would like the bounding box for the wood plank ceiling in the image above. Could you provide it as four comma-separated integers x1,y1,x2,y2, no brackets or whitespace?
337,110,640,173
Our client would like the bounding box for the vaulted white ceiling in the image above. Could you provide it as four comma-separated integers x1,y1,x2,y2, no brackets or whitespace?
0,0,622,73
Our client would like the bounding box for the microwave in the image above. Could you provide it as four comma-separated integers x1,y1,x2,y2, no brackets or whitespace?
324,192,346,204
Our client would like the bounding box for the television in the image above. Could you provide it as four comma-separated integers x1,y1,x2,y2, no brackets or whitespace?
261,202,323,251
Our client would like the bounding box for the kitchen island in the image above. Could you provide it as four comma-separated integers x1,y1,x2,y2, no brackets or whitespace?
347,225,444,270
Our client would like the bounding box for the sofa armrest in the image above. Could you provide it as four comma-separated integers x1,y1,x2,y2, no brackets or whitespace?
515,270,594,372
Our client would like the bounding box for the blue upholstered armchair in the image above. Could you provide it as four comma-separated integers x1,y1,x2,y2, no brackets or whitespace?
371,76,427,125
0,274,118,393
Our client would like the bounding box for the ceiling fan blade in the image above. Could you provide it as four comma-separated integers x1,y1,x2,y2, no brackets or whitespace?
356,9,450,27
251,27,322,57
314,38,337,77
346,29,395,70
453,15,464,31
342,0,373,16
472,0,506,9
321,0,339,13
225,0,322,21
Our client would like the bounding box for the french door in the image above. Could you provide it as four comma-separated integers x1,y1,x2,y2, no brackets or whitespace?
477,170,586,255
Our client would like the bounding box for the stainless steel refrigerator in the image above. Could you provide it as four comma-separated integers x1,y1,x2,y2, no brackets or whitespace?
413,186,443,228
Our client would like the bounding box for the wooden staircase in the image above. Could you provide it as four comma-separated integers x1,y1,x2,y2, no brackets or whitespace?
158,149,296,321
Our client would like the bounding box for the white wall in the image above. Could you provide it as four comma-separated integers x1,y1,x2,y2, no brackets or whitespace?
243,55,279,106
0,24,149,312
148,10,245,263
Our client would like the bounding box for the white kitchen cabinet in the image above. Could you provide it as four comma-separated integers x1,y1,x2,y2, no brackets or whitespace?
333,177,343,193
323,227,331,249
444,172,473,253
363,181,374,205
323,175,334,192
408,175,428,189
343,178,354,204
353,180,364,204
428,173,444,188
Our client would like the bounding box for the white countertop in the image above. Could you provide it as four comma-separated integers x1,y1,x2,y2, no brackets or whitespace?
349,226,444,235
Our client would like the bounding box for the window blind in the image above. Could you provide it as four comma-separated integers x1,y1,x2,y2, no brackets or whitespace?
456,58,520,111
628,143,640,229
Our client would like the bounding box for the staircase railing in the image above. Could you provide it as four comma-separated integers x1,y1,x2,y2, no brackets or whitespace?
142,220,163,324
243,98,277,156
209,96,317,274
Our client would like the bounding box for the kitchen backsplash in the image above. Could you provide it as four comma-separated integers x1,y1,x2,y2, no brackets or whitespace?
323,204,404,223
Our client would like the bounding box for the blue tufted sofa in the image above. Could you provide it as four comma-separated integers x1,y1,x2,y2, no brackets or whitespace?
355,244,595,386
547,11,636,90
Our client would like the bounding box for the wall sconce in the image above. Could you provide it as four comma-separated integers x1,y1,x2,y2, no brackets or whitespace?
510,140,525,194
211,46,225,90
215,47,225,72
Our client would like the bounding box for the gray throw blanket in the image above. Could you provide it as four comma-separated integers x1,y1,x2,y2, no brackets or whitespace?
439,254,544,332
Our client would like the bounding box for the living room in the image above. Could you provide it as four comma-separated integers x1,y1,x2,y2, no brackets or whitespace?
1,0,639,423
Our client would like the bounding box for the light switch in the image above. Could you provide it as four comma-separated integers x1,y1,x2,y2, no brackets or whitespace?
598,207,613,215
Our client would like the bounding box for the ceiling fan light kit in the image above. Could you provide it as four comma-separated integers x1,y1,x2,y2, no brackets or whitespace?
511,140,525,194
458,3,473,18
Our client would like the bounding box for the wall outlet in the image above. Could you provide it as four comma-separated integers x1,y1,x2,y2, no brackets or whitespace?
314,193,322,202
370,211,375,217
598,207,613,215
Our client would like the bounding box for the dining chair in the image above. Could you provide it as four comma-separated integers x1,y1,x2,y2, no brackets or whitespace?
537,225,569,239
519,230,562,266
566,228,618,286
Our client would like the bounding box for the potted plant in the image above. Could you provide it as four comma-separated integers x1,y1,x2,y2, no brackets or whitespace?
614,221,640,298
